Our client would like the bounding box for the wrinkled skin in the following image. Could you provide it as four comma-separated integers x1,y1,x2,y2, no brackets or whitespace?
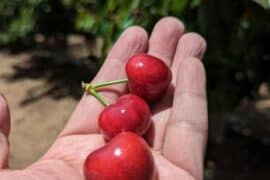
0,17,207,180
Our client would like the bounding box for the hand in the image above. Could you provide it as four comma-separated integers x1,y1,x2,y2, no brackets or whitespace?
0,17,207,180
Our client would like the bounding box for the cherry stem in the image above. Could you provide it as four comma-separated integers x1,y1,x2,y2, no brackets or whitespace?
81,78,128,106
90,88,109,106
93,78,128,89
82,82,109,106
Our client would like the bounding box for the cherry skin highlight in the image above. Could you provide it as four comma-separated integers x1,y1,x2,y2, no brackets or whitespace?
84,132,155,180
99,94,151,140
126,53,172,103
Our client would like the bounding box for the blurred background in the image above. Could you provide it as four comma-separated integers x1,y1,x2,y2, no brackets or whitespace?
0,0,269,179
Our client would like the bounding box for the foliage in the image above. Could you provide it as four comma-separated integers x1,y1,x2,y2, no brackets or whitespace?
0,0,269,114
253,0,270,9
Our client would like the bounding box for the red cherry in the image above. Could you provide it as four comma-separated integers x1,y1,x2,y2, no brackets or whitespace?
126,53,172,103
84,132,155,180
99,94,151,140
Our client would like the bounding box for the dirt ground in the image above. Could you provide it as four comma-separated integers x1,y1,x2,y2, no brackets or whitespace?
0,51,78,168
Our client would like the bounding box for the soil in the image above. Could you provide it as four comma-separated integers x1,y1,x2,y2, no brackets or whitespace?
0,51,78,168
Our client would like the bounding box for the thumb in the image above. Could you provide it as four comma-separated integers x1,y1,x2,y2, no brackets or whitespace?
0,93,11,168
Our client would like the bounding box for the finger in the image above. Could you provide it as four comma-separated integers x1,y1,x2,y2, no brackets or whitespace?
0,94,11,168
144,17,184,148
60,26,148,136
171,33,207,85
148,17,185,66
163,57,207,180
151,33,206,151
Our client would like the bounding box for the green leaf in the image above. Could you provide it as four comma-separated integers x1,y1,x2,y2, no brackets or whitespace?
62,0,73,7
0,32,11,44
130,0,141,10
76,12,95,32
253,0,270,9
170,0,189,14
161,0,171,15
191,0,201,8
120,17,135,29
107,0,117,12
9,8,35,37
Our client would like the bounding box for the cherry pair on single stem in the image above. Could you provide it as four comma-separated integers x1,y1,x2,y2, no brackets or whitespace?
82,54,172,180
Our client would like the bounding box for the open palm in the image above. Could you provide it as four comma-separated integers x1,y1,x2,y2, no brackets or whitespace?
0,17,207,180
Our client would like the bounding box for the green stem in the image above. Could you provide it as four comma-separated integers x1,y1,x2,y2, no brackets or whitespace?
81,82,92,92
82,81,108,106
81,78,128,106
93,78,128,89
89,88,109,106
